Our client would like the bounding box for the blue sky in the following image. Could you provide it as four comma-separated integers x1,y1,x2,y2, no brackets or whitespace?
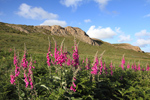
0,0,150,52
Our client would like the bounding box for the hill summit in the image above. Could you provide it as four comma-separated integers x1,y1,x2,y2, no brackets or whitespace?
1,22,143,52
35,25,99,46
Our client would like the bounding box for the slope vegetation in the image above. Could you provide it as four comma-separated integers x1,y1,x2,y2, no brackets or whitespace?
0,22,150,65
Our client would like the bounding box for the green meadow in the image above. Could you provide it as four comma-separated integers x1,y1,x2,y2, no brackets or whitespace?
1,22,150,99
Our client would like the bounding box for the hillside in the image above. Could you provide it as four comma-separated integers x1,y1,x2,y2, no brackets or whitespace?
113,43,143,53
0,22,150,65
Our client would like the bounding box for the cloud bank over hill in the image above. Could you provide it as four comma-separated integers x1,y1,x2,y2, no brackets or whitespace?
87,25,116,39
16,3,67,27
135,30,150,47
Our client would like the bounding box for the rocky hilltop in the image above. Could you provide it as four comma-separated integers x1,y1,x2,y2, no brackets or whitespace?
113,43,143,52
2,22,143,52
35,25,99,46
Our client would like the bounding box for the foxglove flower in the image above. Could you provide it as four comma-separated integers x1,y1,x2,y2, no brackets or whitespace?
146,64,150,71
91,57,99,75
85,57,90,70
122,56,125,65
10,74,15,85
73,82,76,88
142,68,145,71
13,50,20,77
121,56,125,70
70,86,76,92
110,62,113,76
21,51,28,69
72,43,79,68
73,77,76,81
137,64,141,71
28,59,34,89
103,62,108,75
127,63,130,69
99,58,103,75
30,81,33,89
24,71,29,88
67,58,71,66
46,52,51,66
134,64,137,71
54,42,59,63
47,43,51,66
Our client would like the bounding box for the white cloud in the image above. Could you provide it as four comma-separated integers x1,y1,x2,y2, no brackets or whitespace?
115,27,124,34
87,25,117,39
135,30,150,37
60,0,82,8
16,3,58,20
84,19,91,23
115,27,131,42
94,0,110,11
118,35,131,42
144,14,150,18
136,39,150,47
40,20,67,27
16,3,67,26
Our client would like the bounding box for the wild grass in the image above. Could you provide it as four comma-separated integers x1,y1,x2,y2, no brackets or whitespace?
1,22,150,99
0,22,150,66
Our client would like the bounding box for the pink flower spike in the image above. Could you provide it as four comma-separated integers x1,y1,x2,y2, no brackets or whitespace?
73,82,76,88
46,52,51,66
13,50,20,77
121,64,124,70
24,71,29,88
73,88,76,92
21,51,28,69
72,43,79,68
70,86,73,90
91,56,99,75
104,62,108,75
138,64,141,71
127,63,130,69
82,58,85,64
34,60,36,63
142,68,145,71
131,64,134,69
67,58,71,66
146,64,150,71
73,77,76,81
30,81,33,89
85,57,90,70
10,74,15,85
111,70,113,76
122,56,125,65
32,66,35,69
70,86,76,92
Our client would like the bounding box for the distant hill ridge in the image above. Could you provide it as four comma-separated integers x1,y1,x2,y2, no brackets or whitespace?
35,25,99,46
113,43,143,53
1,22,143,52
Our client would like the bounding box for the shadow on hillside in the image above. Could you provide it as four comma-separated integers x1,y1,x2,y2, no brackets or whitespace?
93,39,103,45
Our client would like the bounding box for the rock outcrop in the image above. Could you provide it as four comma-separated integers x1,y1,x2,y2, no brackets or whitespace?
35,25,99,46
113,43,143,52
6,24,29,33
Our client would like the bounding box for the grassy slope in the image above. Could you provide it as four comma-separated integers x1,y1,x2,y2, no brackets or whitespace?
0,22,150,66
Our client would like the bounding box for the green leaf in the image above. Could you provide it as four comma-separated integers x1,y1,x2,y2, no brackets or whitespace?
21,92,25,97
71,97,82,100
53,76,61,80
40,84,49,91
